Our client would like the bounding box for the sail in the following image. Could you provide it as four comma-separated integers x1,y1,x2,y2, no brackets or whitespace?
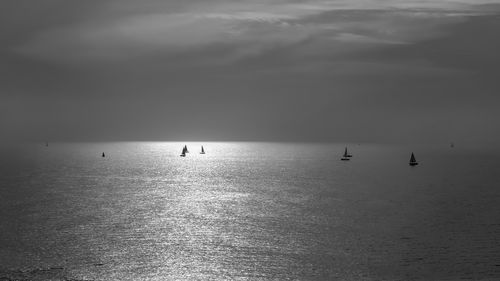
185,145,189,153
410,153,416,163
344,147,348,157
201,146,204,153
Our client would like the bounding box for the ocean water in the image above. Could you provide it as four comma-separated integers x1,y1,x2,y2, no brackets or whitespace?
0,142,499,280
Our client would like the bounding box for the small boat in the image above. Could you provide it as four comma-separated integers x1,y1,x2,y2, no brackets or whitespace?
409,152,418,166
200,146,205,154
341,147,350,161
180,146,187,157
45,142,49,147
346,147,352,157
102,152,105,157
450,142,454,148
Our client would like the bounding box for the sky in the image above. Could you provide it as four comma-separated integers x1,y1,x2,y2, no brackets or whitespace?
1,0,500,143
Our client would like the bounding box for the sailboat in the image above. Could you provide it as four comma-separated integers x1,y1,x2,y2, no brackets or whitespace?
184,145,189,153
180,146,187,157
341,147,350,161
102,152,105,158
346,147,352,157
409,152,418,166
200,146,205,154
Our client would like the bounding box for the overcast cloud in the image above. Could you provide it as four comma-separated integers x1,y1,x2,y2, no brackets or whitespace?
1,0,500,143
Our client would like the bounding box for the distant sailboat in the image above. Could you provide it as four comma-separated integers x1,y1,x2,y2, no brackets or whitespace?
45,141,49,147
102,152,105,157
341,147,350,161
346,147,352,157
450,142,454,148
200,146,205,154
409,152,418,166
180,146,187,157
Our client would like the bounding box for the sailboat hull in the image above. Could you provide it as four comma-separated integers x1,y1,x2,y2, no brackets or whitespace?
409,162,418,166
341,158,350,161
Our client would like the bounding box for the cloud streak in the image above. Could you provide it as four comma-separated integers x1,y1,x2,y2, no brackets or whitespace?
14,2,487,65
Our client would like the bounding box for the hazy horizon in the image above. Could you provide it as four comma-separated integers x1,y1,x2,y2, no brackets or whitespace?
2,0,500,143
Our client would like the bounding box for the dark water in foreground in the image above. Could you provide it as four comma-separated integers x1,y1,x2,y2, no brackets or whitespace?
1,142,499,280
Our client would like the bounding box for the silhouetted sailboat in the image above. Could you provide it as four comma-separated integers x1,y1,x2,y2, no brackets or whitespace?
200,146,205,154
45,142,49,147
450,142,454,148
341,147,350,161
346,147,352,157
409,152,418,166
180,146,187,157
102,152,105,157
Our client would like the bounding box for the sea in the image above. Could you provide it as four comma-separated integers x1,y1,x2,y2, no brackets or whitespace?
0,142,499,281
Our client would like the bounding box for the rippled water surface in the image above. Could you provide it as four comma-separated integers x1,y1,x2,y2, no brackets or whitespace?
1,142,499,280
